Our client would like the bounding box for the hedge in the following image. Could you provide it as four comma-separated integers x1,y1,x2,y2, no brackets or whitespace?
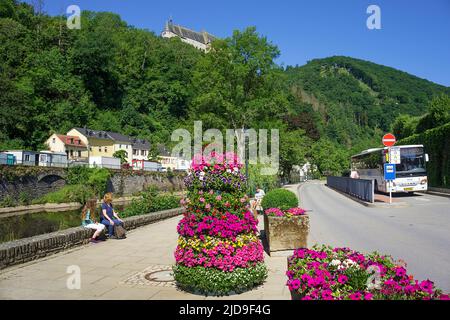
261,188,299,210
397,122,450,188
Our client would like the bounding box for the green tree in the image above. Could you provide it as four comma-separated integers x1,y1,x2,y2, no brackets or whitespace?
416,94,450,134
113,149,128,164
309,139,349,176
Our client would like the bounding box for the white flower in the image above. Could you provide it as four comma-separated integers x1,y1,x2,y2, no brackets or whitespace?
330,259,342,266
226,169,231,173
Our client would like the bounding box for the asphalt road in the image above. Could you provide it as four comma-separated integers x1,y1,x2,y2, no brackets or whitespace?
296,181,450,292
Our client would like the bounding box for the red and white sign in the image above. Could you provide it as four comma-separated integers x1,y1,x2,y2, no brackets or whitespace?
382,133,396,147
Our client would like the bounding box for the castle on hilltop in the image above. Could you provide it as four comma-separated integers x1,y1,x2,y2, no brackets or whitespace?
161,19,216,52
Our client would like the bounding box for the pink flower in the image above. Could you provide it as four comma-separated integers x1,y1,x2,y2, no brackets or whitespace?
419,280,434,293
394,266,407,278
289,279,301,290
199,197,205,203
364,292,373,300
322,290,333,300
337,274,348,284
216,195,222,201
349,292,362,300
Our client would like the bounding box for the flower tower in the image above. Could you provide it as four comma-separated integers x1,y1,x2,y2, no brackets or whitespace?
173,151,267,295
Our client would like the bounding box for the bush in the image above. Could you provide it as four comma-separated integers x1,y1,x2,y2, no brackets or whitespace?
398,122,450,188
173,263,268,296
32,185,95,205
0,195,15,208
18,192,31,206
248,163,279,195
67,167,110,196
121,188,180,218
261,188,298,210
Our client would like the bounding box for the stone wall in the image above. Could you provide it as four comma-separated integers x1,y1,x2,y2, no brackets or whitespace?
108,171,185,196
0,165,186,203
0,166,66,203
0,207,184,270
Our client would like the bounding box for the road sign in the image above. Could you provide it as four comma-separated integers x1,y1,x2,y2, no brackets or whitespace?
390,147,401,164
384,163,396,180
382,133,396,147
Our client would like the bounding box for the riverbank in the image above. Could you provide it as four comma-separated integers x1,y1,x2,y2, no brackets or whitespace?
0,196,138,218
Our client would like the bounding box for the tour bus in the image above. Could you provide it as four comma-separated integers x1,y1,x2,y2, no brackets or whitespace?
350,145,429,193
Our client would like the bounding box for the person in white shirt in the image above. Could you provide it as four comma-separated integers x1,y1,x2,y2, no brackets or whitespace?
254,187,265,217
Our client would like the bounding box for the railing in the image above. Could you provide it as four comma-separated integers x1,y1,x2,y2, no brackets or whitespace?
0,159,164,171
326,176,374,203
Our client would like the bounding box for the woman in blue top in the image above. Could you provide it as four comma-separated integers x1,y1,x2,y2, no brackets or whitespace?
81,198,106,243
100,192,124,238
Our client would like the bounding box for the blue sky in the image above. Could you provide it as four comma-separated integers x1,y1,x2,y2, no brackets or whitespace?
35,0,450,86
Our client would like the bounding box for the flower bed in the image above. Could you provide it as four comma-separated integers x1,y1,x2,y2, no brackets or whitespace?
173,152,267,295
286,245,449,300
265,207,306,218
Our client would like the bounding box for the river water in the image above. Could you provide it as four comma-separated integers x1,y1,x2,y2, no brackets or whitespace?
0,205,126,243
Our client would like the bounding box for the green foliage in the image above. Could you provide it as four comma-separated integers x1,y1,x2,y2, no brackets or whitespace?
31,184,94,204
309,138,349,176
1,2,448,182
112,149,128,164
392,114,420,140
18,191,31,205
87,168,110,196
286,56,450,147
66,166,110,196
121,187,180,218
0,194,15,207
248,163,279,195
398,123,450,188
261,188,298,210
415,94,450,134
172,263,268,296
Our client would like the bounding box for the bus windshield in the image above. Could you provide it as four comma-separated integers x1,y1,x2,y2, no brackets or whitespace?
395,147,426,177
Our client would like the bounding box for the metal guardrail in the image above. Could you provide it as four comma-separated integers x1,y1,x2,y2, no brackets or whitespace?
327,176,374,203
0,159,163,171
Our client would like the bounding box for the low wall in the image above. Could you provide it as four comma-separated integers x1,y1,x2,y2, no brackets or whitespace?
326,176,374,203
0,165,186,203
108,171,185,195
0,207,184,270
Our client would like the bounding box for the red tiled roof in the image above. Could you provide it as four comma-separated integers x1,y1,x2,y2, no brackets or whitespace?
56,135,86,147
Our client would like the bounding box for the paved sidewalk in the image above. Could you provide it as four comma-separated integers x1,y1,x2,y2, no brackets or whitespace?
0,215,291,300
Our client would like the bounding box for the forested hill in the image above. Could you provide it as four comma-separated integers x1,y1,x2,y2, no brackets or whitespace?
1,1,448,177
285,56,450,147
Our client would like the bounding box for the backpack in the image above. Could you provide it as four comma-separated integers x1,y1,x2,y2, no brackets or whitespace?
114,224,127,239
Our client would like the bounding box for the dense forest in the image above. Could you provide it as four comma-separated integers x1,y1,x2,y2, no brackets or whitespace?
1,0,449,178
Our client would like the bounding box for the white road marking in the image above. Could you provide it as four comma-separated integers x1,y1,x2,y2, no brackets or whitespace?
414,197,430,202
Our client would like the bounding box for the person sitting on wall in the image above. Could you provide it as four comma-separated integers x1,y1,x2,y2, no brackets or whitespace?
100,192,124,239
81,198,106,243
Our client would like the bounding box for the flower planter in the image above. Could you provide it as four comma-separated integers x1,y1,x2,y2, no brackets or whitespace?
263,213,309,254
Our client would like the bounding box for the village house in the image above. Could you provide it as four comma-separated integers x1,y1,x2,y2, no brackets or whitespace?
157,144,190,171
46,134,88,161
64,128,151,165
